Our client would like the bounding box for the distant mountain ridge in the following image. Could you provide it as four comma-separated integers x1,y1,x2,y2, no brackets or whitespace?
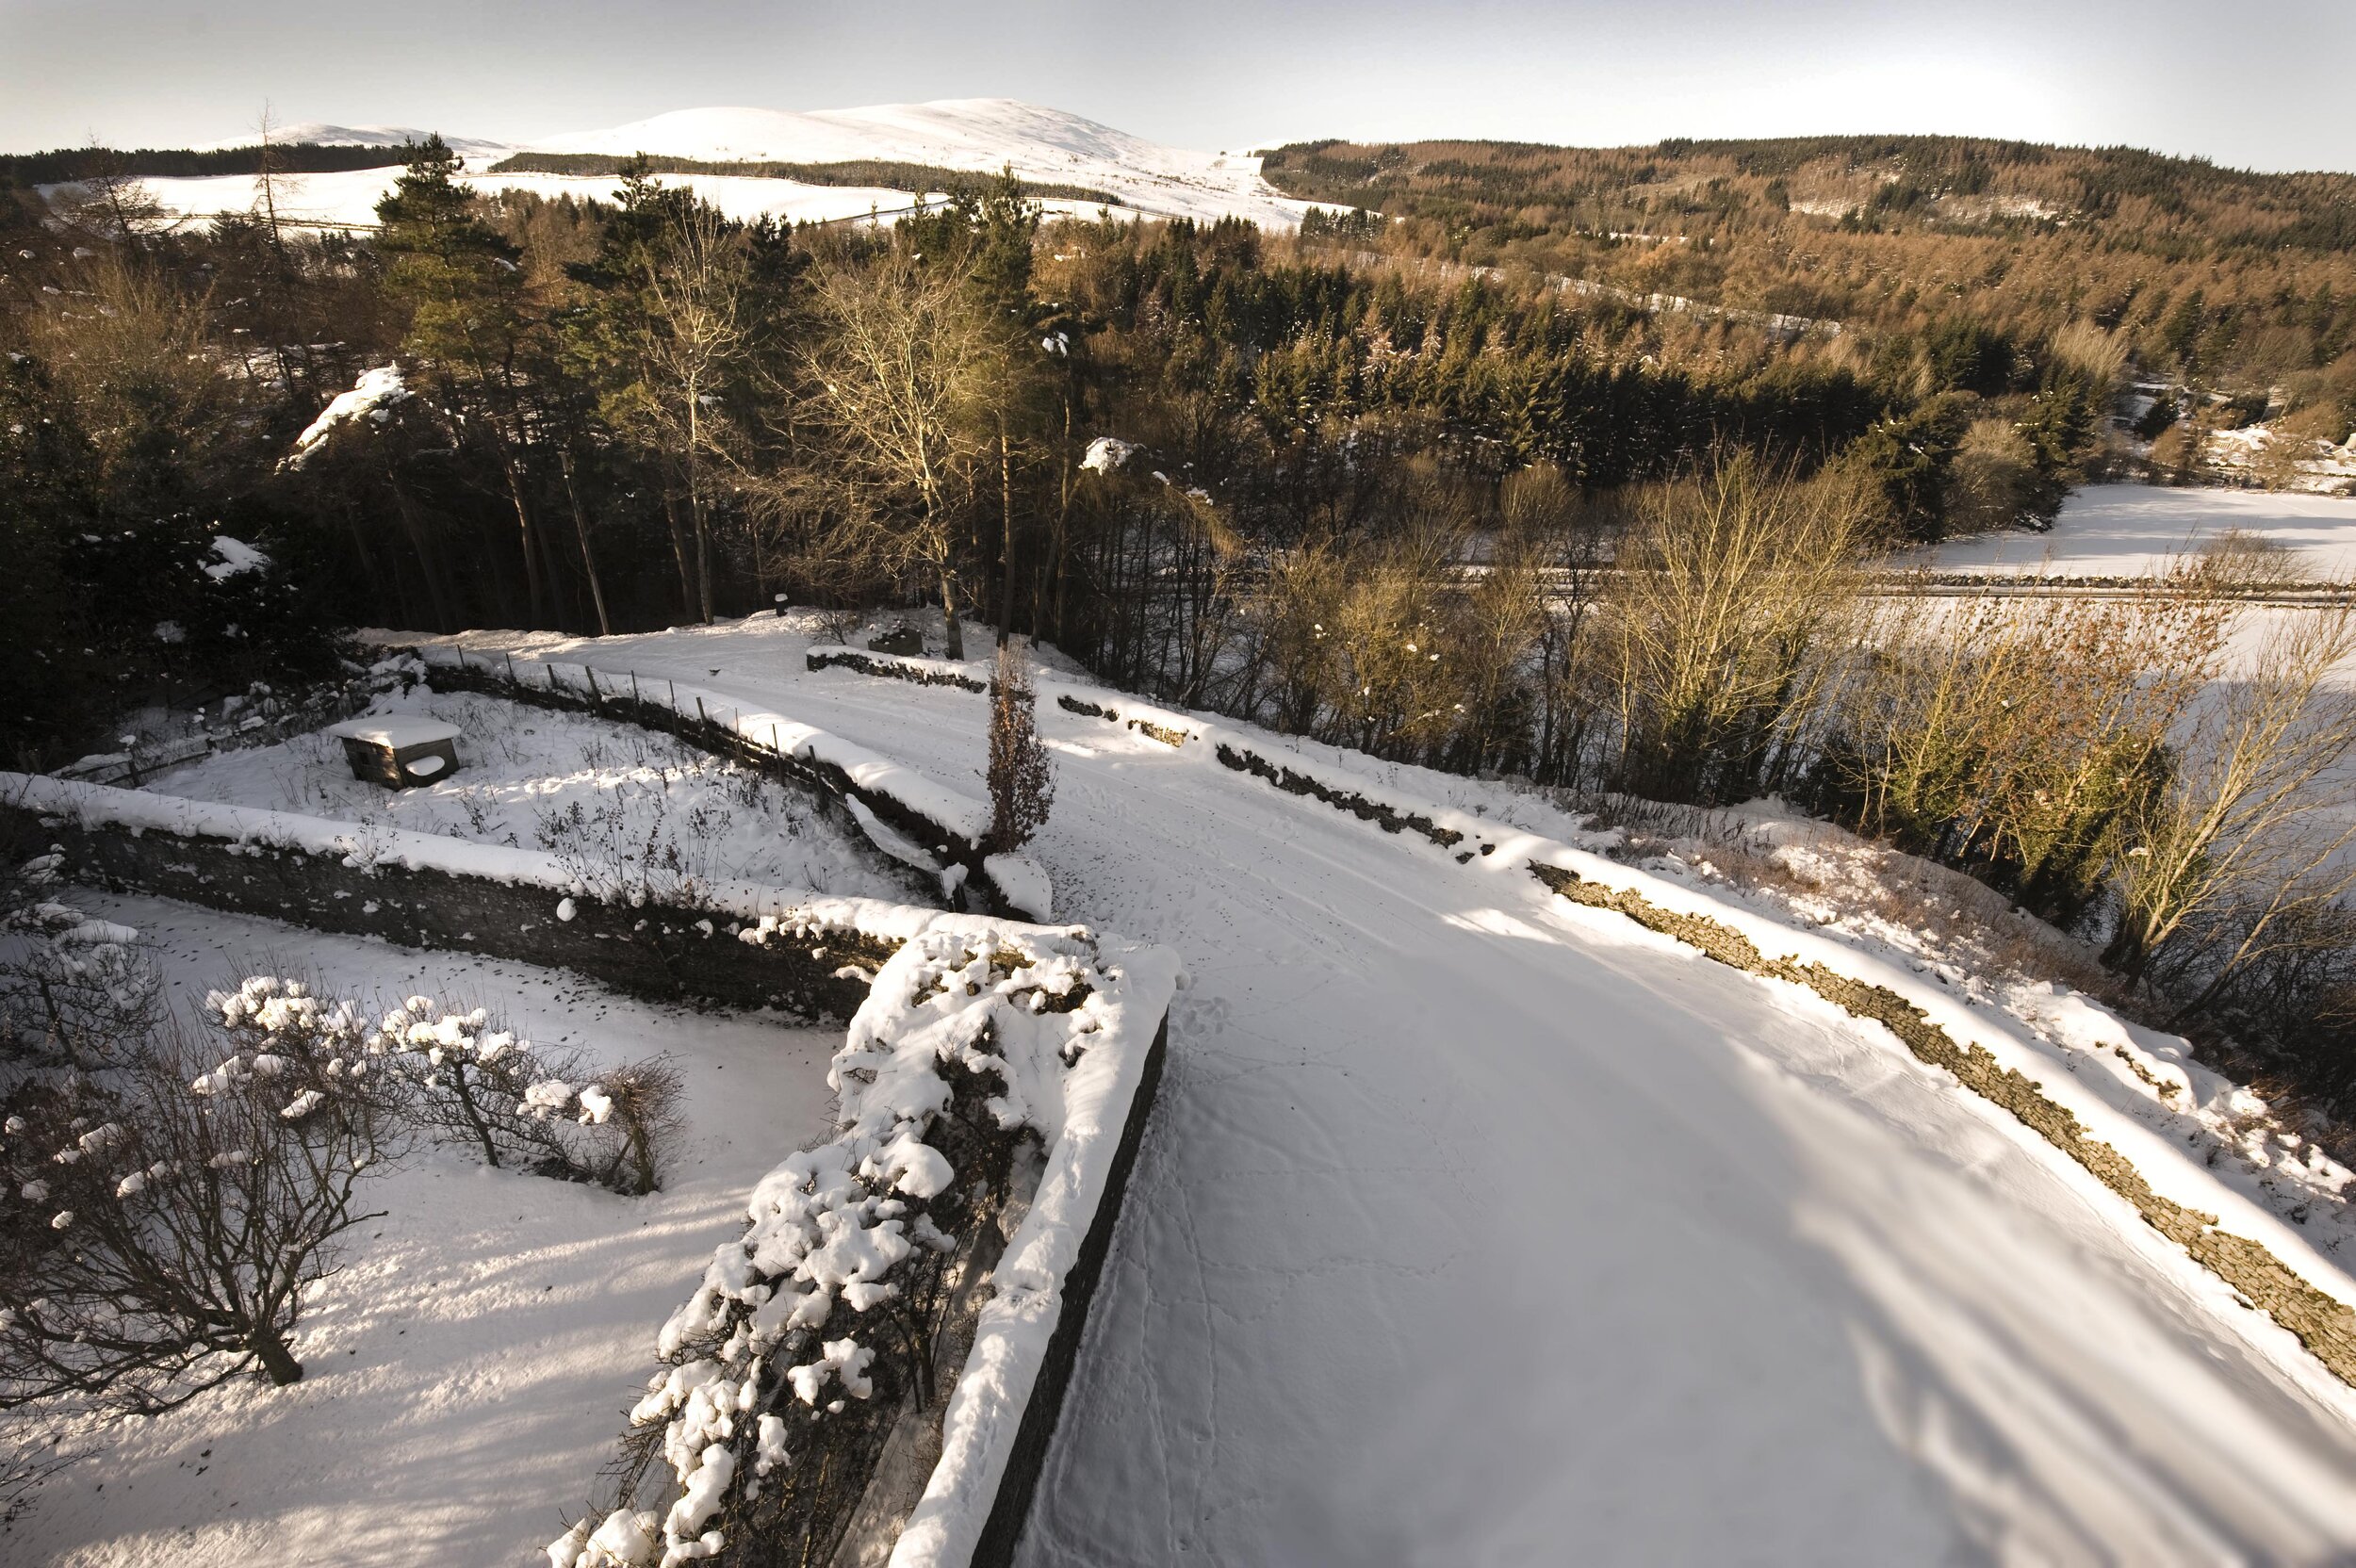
85,99,1314,229
190,122,515,159
517,98,1305,225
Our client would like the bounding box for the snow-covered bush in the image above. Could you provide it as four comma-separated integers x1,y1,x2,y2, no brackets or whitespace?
370,995,683,1195
0,843,161,1070
522,1054,685,1198
0,976,385,1409
551,924,1105,1568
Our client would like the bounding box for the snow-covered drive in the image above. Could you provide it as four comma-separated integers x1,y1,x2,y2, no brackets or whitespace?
393,618,2356,1564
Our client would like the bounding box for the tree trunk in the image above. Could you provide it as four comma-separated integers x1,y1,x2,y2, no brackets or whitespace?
692,491,714,625
561,451,614,636
941,564,966,662
998,423,1016,649
660,487,695,622
252,1330,303,1386
501,453,547,628
384,466,455,631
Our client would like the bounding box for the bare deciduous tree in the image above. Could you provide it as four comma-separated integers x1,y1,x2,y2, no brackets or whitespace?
804,247,1003,661
1604,450,1873,803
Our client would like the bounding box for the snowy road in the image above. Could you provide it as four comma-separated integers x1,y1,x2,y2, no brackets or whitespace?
417,622,2356,1565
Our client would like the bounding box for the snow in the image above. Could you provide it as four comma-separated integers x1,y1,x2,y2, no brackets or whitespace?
281,364,410,470
203,535,270,580
100,99,1323,235
4,892,843,1567
1905,482,2356,579
982,852,1053,923
366,610,2356,1563
402,648,995,845
322,715,462,749
525,98,1317,228
140,686,910,906
1077,436,1135,475
33,590,2356,1561
116,167,926,233
188,122,515,158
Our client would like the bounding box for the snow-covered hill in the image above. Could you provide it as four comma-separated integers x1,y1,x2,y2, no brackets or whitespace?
190,121,515,158
524,97,1306,225
119,99,1316,231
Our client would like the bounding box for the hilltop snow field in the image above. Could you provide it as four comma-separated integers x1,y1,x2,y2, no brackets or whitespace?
119,167,924,233
188,122,515,158
142,686,910,905
95,99,1318,233
526,98,1313,227
379,612,2356,1565
1906,482,2356,578
4,895,842,1568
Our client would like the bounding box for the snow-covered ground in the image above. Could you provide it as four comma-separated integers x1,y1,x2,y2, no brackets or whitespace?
362,612,2356,1565
89,99,1319,233
1903,482,2356,579
140,686,909,906
4,895,842,1567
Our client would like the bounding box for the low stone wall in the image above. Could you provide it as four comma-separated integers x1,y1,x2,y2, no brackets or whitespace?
13,806,892,1019
809,647,989,694
1213,742,1471,850
970,1013,1167,1568
1529,859,2356,1390
405,649,1049,919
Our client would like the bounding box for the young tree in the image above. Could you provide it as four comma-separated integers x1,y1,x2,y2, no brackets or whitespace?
987,642,1054,851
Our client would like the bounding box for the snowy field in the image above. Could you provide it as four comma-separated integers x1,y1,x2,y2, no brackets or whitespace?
1902,482,2356,579
355,612,2356,1566
141,686,909,906
4,895,842,1567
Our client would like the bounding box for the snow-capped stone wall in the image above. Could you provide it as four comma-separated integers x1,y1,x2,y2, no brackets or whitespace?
1,775,906,1017
408,647,1051,922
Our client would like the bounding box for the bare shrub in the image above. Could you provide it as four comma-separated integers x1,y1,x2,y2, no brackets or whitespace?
528,1055,686,1197
1945,416,2040,536
1604,449,1873,804
2192,528,2311,594
369,995,581,1176
0,982,385,1408
987,643,1054,852
2048,319,2128,398
2108,596,2356,1001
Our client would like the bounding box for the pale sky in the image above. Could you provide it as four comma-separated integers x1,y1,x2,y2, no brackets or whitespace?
3,0,2349,172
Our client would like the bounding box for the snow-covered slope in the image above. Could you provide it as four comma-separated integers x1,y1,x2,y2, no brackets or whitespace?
190,121,514,158
524,98,1302,224
112,99,1316,231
